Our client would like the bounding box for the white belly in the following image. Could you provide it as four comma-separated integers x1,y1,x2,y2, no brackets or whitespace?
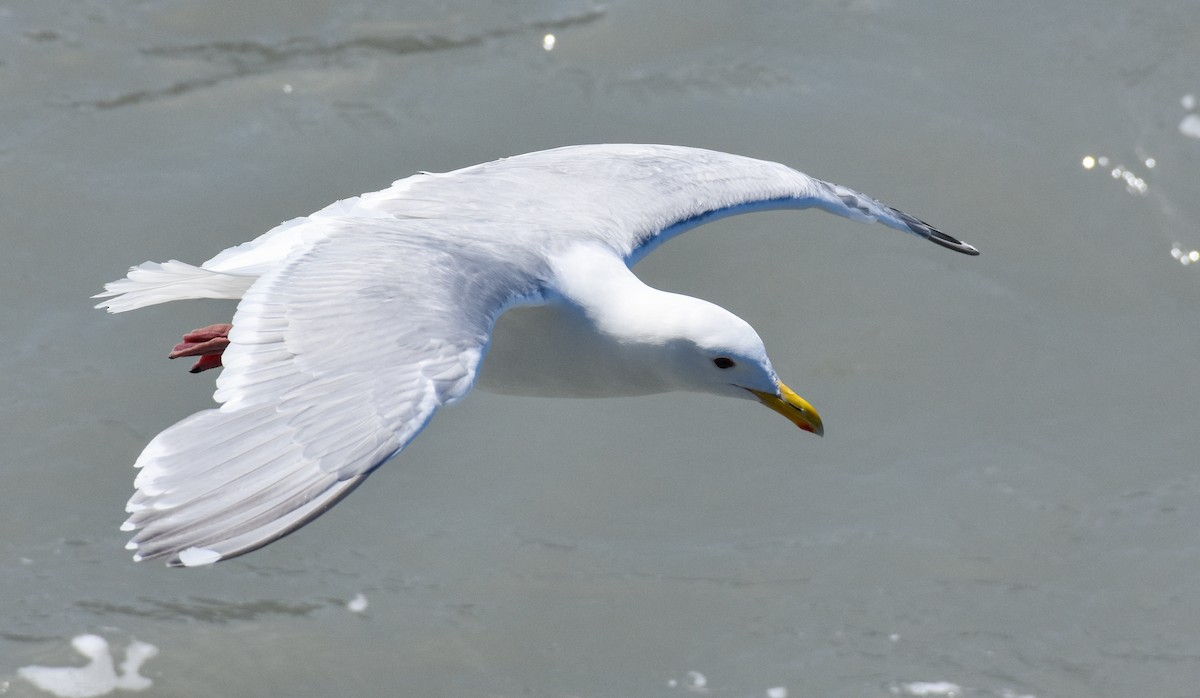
476,303,673,398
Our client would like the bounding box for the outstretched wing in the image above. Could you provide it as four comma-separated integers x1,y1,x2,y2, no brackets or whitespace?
355,145,977,264
122,222,539,566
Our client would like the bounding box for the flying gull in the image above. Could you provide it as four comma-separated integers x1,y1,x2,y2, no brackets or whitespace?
96,144,978,567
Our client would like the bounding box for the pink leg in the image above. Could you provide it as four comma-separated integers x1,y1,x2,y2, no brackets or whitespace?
168,323,233,373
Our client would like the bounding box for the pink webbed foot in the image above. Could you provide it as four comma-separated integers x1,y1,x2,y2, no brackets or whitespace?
168,323,233,373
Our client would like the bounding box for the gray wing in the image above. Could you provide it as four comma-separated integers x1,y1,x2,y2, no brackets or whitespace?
358,145,978,263
122,223,539,566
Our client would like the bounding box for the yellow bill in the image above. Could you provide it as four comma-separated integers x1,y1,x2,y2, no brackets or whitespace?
747,383,824,436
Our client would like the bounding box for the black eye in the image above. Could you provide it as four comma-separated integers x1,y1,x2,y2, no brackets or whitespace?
712,357,736,369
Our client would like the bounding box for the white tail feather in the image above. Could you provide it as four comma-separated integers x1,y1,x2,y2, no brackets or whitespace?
94,260,256,313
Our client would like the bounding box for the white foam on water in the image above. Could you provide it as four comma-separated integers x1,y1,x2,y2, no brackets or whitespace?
18,635,158,698
685,670,708,692
893,681,963,697
1180,113,1200,140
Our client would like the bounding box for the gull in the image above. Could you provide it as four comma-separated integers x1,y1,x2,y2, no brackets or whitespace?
96,144,978,567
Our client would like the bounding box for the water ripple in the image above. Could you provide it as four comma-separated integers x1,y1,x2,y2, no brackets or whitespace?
76,6,606,110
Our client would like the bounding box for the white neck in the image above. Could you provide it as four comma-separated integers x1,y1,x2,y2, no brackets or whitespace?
478,244,708,398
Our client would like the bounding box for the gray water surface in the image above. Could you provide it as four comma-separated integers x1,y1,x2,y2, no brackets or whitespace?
3,1,1200,696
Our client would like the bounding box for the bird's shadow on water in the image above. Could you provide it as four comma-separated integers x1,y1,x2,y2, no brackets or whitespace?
74,597,323,624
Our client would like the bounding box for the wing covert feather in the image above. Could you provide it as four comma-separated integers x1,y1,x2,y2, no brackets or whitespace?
124,223,538,565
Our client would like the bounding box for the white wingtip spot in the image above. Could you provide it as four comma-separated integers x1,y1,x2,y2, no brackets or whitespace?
178,547,221,567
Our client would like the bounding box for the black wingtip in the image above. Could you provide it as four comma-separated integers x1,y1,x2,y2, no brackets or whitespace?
886,206,979,256
928,229,980,256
